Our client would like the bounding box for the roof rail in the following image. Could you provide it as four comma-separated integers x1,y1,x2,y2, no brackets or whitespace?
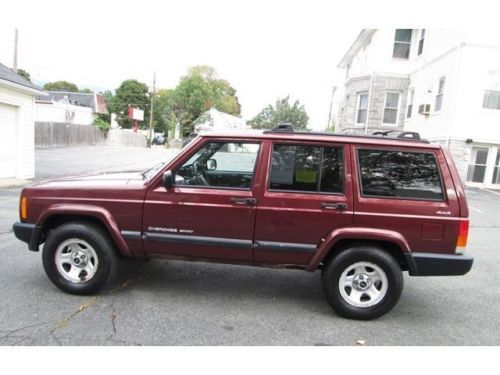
372,130,421,140
264,123,295,133
262,124,429,143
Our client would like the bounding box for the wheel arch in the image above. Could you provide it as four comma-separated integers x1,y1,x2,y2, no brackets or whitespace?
34,204,133,257
306,227,415,273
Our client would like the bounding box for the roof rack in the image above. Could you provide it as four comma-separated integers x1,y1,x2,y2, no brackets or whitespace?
263,124,429,143
372,130,421,140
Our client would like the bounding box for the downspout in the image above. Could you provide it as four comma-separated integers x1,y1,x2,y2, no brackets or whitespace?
364,73,374,134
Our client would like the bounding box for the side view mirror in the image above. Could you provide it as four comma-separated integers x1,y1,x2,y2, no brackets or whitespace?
163,170,174,188
207,159,217,170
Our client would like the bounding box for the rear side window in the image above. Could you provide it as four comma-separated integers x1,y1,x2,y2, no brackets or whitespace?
270,144,343,193
357,149,444,200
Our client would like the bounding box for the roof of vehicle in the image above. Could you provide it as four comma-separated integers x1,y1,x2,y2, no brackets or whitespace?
198,129,441,149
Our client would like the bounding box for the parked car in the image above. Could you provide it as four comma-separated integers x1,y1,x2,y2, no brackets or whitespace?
13,126,473,319
152,134,165,145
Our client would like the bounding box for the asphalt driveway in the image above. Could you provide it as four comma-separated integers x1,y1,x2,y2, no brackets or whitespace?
0,146,499,345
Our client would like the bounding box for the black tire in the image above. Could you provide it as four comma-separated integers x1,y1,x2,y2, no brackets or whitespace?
321,245,403,320
42,222,120,295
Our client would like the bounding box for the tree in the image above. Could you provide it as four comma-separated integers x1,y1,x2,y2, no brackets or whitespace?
153,89,175,135
249,96,309,130
43,80,79,92
17,69,31,82
169,65,241,135
79,88,93,93
107,79,150,129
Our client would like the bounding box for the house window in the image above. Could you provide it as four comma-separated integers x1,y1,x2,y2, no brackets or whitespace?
383,92,400,124
406,88,414,118
418,29,425,55
356,93,368,124
483,71,500,110
393,29,412,59
466,146,489,183
435,77,446,112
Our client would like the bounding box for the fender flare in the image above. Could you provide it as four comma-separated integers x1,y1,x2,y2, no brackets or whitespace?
306,227,413,272
35,203,133,257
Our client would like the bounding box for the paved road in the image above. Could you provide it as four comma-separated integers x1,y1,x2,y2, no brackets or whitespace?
1,147,499,345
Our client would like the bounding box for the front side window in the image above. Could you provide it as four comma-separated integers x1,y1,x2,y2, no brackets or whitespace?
483,71,500,110
393,29,412,59
270,144,343,194
383,92,400,124
358,149,444,200
435,77,446,111
356,93,368,124
175,142,260,189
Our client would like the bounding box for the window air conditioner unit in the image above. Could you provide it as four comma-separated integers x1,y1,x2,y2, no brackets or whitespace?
418,104,431,115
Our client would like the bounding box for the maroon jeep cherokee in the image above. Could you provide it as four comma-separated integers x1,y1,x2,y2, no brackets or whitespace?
13,127,473,319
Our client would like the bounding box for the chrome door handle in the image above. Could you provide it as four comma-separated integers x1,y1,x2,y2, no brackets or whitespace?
231,197,257,206
321,202,347,210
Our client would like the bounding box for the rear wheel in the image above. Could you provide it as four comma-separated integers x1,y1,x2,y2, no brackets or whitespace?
321,245,403,320
42,222,119,295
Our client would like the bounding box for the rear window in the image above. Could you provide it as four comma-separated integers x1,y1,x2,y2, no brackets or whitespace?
357,149,444,200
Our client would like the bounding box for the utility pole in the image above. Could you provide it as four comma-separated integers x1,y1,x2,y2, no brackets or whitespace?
148,71,156,148
13,29,18,71
327,85,337,131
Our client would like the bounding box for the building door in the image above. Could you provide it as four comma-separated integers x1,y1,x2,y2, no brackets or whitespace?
0,103,18,179
466,146,489,184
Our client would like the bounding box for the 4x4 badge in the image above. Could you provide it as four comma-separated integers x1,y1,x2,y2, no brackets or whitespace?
436,211,451,215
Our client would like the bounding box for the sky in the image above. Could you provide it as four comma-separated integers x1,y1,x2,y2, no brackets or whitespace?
0,1,495,130
0,0,361,130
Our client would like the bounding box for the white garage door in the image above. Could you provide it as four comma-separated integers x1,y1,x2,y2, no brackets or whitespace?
0,102,17,178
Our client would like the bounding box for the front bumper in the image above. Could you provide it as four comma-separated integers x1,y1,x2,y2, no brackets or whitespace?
405,252,474,276
13,222,41,251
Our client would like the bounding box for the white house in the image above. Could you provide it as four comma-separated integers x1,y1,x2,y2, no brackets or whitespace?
35,91,108,126
337,29,500,188
0,62,44,180
193,107,248,132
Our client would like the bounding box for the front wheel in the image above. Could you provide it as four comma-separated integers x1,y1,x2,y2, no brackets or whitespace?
42,222,119,295
321,245,403,320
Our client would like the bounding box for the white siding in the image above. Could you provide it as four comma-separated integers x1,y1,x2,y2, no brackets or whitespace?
0,85,35,179
36,102,97,125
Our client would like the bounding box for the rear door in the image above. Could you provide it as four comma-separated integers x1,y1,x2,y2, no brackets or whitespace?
253,140,354,265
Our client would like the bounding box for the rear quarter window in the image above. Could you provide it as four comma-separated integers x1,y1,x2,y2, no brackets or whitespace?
357,148,444,201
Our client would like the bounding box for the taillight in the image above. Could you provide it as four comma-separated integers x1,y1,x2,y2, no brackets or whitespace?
20,196,27,221
456,219,469,253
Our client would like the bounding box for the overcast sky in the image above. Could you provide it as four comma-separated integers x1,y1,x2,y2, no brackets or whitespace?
0,1,494,130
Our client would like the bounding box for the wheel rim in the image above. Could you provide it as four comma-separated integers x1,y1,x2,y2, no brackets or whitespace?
55,238,99,284
338,261,388,308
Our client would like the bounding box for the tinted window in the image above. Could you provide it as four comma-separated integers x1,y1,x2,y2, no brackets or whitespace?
270,144,343,193
175,142,259,189
358,149,443,200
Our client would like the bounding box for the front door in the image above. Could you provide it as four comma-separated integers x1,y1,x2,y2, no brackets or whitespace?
143,140,261,261
253,140,354,266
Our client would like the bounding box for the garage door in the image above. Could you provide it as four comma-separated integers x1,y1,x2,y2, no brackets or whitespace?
0,102,17,178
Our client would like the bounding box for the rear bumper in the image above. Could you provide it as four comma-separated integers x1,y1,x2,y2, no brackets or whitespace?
405,252,474,276
13,222,41,252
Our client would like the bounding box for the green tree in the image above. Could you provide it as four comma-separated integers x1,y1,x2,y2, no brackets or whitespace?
107,79,150,129
79,88,93,93
43,80,79,92
169,65,241,135
249,96,309,130
153,89,175,135
17,69,31,82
